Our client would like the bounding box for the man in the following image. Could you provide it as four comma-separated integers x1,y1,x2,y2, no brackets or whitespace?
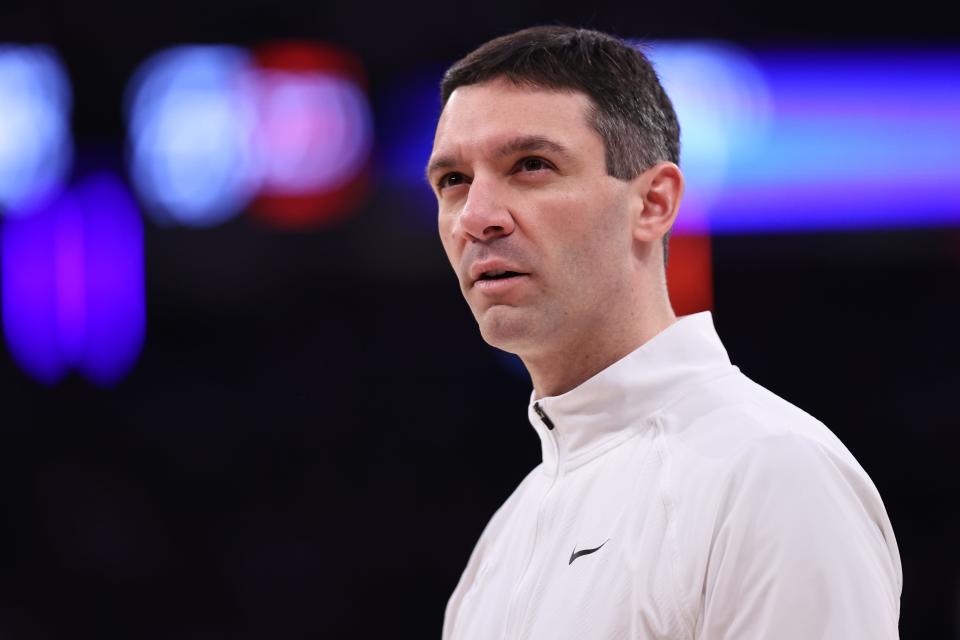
428,26,902,639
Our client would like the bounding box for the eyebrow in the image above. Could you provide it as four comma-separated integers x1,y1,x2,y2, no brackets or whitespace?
425,135,572,184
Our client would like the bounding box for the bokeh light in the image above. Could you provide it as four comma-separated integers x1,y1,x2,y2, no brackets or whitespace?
386,44,960,234
376,66,446,229
2,171,146,386
0,45,74,215
125,46,261,227
2,193,76,383
711,49,960,232
250,42,373,229
650,44,960,232
124,42,373,230
666,234,713,316
647,41,772,233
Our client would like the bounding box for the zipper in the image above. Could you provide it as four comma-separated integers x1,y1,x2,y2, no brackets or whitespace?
501,404,560,639
533,402,555,430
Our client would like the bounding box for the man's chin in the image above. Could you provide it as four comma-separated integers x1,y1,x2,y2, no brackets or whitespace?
476,305,537,352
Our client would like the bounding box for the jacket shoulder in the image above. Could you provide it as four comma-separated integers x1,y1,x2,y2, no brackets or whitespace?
653,372,902,633
660,371,857,468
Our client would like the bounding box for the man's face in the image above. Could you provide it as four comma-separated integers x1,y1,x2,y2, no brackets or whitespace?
429,78,637,358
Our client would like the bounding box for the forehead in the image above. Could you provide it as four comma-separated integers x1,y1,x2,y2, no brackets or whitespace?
431,79,598,159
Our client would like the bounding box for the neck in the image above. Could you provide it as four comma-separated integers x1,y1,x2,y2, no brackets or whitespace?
523,298,677,399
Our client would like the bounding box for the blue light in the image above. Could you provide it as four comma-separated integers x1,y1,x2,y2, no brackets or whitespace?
648,41,773,233
0,45,73,215
377,66,445,187
646,45,960,233
389,46,960,234
125,46,260,227
72,172,146,386
2,171,145,386
375,66,446,228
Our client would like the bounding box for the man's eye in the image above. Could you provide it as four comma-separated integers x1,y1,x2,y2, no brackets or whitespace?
519,157,549,172
438,172,468,190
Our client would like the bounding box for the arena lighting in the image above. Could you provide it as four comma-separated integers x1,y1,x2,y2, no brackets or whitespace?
2,171,145,386
125,42,373,229
125,46,261,227
646,44,960,233
666,234,713,316
376,66,447,228
647,41,773,234
0,45,73,215
390,45,960,234
250,42,373,229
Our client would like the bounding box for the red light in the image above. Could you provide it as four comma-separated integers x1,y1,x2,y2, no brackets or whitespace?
250,42,372,230
667,233,714,316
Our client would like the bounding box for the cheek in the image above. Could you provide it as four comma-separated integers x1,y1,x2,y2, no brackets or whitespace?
543,193,630,282
438,221,465,277
437,208,451,236
542,190,619,245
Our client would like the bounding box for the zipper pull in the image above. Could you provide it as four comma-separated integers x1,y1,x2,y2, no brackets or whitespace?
533,402,555,430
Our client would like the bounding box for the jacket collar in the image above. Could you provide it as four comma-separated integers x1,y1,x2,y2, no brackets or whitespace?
526,312,736,474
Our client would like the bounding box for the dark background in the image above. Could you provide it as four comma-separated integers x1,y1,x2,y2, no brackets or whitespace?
1,0,958,637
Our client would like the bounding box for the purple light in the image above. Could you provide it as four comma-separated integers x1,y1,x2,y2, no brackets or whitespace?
2,195,71,384
2,171,145,386
74,172,146,386
255,70,371,195
55,195,86,363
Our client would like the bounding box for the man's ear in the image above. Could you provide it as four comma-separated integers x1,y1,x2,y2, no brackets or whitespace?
630,161,684,244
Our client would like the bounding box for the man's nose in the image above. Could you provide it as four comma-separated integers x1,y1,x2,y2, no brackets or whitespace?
456,177,515,242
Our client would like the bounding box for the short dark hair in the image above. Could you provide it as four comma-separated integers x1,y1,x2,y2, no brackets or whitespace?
440,26,681,264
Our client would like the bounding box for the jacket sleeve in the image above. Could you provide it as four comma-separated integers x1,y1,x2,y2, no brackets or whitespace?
695,433,902,640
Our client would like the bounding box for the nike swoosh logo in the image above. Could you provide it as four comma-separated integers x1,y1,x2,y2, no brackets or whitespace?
568,539,610,565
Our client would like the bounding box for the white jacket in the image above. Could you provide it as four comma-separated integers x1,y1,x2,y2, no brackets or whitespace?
443,312,902,639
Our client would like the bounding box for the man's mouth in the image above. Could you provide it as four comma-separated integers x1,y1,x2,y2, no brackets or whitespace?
478,269,525,281
466,259,531,290
472,269,530,292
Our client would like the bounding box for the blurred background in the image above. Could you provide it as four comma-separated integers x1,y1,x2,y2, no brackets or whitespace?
1,0,958,637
